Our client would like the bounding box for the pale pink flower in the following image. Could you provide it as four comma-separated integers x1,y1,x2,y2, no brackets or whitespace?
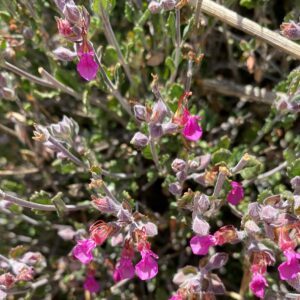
135,249,159,281
0,272,15,289
84,274,100,293
278,249,300,280
249,272,268,299
72,239,96,264
227,181,244,205
77,53,99,81
190,235,216,255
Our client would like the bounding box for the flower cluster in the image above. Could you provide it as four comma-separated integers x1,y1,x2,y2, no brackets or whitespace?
72,193,159,283
169,252,228,299
0,251,45,299
53,0,99,80
131,88,203,167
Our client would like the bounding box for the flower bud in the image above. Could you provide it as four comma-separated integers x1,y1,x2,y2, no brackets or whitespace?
0,273,15,289
171,158,186,172
291,176,300,195
205,252,228,271
63,4,81,24
169,182,182,196
244,220,261,236
248,202,261,221
280,21,300,40
54,0,76,12
0,87,15,100
92,196,120,214
259,205,278,223
149,124,163,140
176,170,187,182
148,1,162,14
133,105,147,122
193,193,210,213
162,122,179,135
192,215,210,236
214,225,238,245
130,132,149,148
143,222,158,237
161,0,176,11
53,47,77,61
151,99,167,124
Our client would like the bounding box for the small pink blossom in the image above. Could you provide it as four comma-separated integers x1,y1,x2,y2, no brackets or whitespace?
227,181,244,205
278,249,300,280
84,274,100,293
77,53,99,81
0,273,15,289
190,235,216,255
249,272,268,299
113,245,135,282
72,239,96,264
181,109,202,142
135,249,159,281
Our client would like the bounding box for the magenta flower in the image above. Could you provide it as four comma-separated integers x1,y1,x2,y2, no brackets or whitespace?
181,109,202,142
113,257,135,282
84,274,100,293
249,272,268,299
72,239,96,264
227,181,244,205
113,246,135,282
278,249,300,280
77,53,99,81
190,235,216,255
135,249,159,281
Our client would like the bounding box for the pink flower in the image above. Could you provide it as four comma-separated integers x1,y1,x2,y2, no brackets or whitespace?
278,249,300,280
72,239,96,264
113,245,135,282
84,274,100,293
227,181,244,205
190,235,216,255
249,272,268,299
135,249,159,281
77,53,99,81
181,109,202,142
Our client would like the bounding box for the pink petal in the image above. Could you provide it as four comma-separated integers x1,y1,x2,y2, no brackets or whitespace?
135,255,158,281
278,250,300,280
72,239,96,264
227,181,244,205
249,272,268,299
190,235,216,255
77,53,99,81
182,116,202,141
84,275,100,293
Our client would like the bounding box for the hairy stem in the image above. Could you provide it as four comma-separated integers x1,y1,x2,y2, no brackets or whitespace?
0,190,90,212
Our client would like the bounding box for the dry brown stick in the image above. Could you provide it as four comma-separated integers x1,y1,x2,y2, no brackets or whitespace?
198,78,282,104
189,0,300,60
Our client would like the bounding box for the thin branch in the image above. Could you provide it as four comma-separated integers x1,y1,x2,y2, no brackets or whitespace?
194,0,203,29
149,138,161,172
98,2,134,85
199,78,279,104
189,0,300,59
92,47,133,116
1,61,54,88
169,8,181,83
0,168,39,176
257,161,288,180
0,190,90,212
38,67,81,99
